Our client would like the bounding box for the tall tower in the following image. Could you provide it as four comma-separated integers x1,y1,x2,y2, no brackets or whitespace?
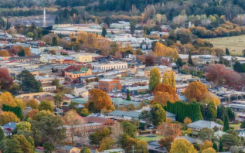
43,7,46,27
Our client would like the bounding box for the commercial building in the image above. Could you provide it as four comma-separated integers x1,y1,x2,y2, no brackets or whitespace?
92,61,128,70
65,68,92,79
99,79,122,92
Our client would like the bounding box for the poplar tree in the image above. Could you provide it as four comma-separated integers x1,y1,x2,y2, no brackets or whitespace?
223,114,230,132
149,68,161,92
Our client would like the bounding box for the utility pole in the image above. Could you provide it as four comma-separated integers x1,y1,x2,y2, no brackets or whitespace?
132,145,135,153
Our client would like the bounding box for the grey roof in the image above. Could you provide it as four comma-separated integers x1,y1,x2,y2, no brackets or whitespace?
175,136,197,144
166,111,176,117
188,120,223,129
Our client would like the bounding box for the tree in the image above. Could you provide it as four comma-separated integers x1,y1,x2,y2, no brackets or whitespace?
240,120,245,128
202,147,216,153
170,138,197,153
188,54,194,66
233,61,243,73
219,139,223,152
28,99,39,109
126,89,131,101
0,111,20,125
81,147,92,153
89,127,110,145
0,127,4,141
86,89,114,112
153,83,179,103
54,92,64,108
0,137,22,153
2,104,24,120
154,42,179,61
223,114,230,132
149,68,161,92
162,71,176,88
176,58,183,68
101,27,107,37
0,92,16,107
139,110,151,130
184,117,192,124
16,121,31,133
184,81,209,102
206,102,217,121
225,48,230,55
14,98,25,110
0,50,9,57
198,128,214,141
104,16,111,26
151,104,166,127
38,100,54,112
27,32,34,38
51,37,58,46
18,70,41,93
145,56,155,66
0,68,13,90
121,121,138,138
222,134,241,149
226,108,235,121
213,142,218,152
202,93,221,106
26,109,39,119
99,137,114,151
200,140,213,152
13,135,34,153
130,19,136,35
135,140,148,153
158,136,174,151
157,121,182,138
63,110,85,144
110,122,124,147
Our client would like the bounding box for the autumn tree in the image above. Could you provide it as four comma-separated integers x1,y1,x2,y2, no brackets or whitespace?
38,100,54,112
0,68,13,90
0,92,16,107
170,139,197,153
63,110,85,144
154,42,179,61
26,109,39,119
162,71,176,88
145,56,155,66
89,127,110,146
184,117,192,124
86,89,114,112
99,137,114,151
184,81,209,102
110,121,124,147
0,50,9,57
13,135,34,153
81,147,92,153
202,147,216,153
149,68,161,92
202,93,221,106
157,120,182,138
158,136,174,151
0,111,20,125
200,140,213,152
28,99,39,109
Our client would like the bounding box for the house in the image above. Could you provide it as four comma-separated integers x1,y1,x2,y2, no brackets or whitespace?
71,53,92,63
187,120,223,131
175,136,197,144
83,116,115,126
65,68,92,79
143,66,172,78
99,79,122,92
148,141,168,153
2,122,17,136
57,145,80,153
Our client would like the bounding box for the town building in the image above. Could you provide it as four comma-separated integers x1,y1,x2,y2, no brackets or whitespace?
99,79,122,92
92,61,128,70
65,68,92,79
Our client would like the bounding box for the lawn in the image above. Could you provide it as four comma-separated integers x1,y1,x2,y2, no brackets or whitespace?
230,123,241,130
137,135,164,142
204,35,245,55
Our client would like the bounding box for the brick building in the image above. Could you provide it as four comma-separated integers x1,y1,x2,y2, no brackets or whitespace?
98,79,122,92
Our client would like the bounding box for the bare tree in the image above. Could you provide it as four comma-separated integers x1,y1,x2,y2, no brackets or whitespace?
110,122,124,147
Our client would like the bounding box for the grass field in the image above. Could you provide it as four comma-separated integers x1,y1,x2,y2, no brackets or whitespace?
230,123,241,130
204,35,245,55
137,135,164,142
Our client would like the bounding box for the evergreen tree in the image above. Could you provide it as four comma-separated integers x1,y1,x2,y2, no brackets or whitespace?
188,54,194,66
0,127,4,141
225,48,230,55
130,19,136,35
2,104,24,120
207,102,217,121
223,114,230,132
55,16,59,24
213,142,218,151
176,58,183,68
219,139,223,152
104,16,111,26
6,18,11,30
18,70,42,93
51,37,58,46
126,89,131,101
151,104,166,126
233,61,244,73
102,27,107,37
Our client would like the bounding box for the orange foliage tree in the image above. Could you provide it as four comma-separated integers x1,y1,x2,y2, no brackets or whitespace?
86,89,115,112
153,42,179,61
200,140,213,152
184,81,209,102
152,83,179,105
157,120,182,138
0,50,9,57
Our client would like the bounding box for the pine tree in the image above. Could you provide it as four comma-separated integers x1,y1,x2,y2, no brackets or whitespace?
188,54,194,66
207,102,217,121
219,139,223,152
126,89,131,101
223,114,230,132
51,37,58,46
0,127,4,141
55,16,59,24
225,48,230,55
102,27,107,37
213,142,218,152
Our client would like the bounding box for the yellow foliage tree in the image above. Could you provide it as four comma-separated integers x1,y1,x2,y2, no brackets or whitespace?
202,93,221,106
99,137,114,151
0,111,20,125
202,147,216,153
162,71,176,88
28,99,39,109
0,92,16,107
200,140,213,152
154,42,179,61
184,81,209,102
149,68,161,92
170,139,197,153
14,98,26,110
0,50,9,57
184,117,192,124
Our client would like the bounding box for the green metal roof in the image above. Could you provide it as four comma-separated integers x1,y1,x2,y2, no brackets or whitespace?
71,68,89,74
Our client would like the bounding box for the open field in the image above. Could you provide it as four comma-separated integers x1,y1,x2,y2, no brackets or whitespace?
230,123,241,130
204,35,245,55
137,135,164,142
